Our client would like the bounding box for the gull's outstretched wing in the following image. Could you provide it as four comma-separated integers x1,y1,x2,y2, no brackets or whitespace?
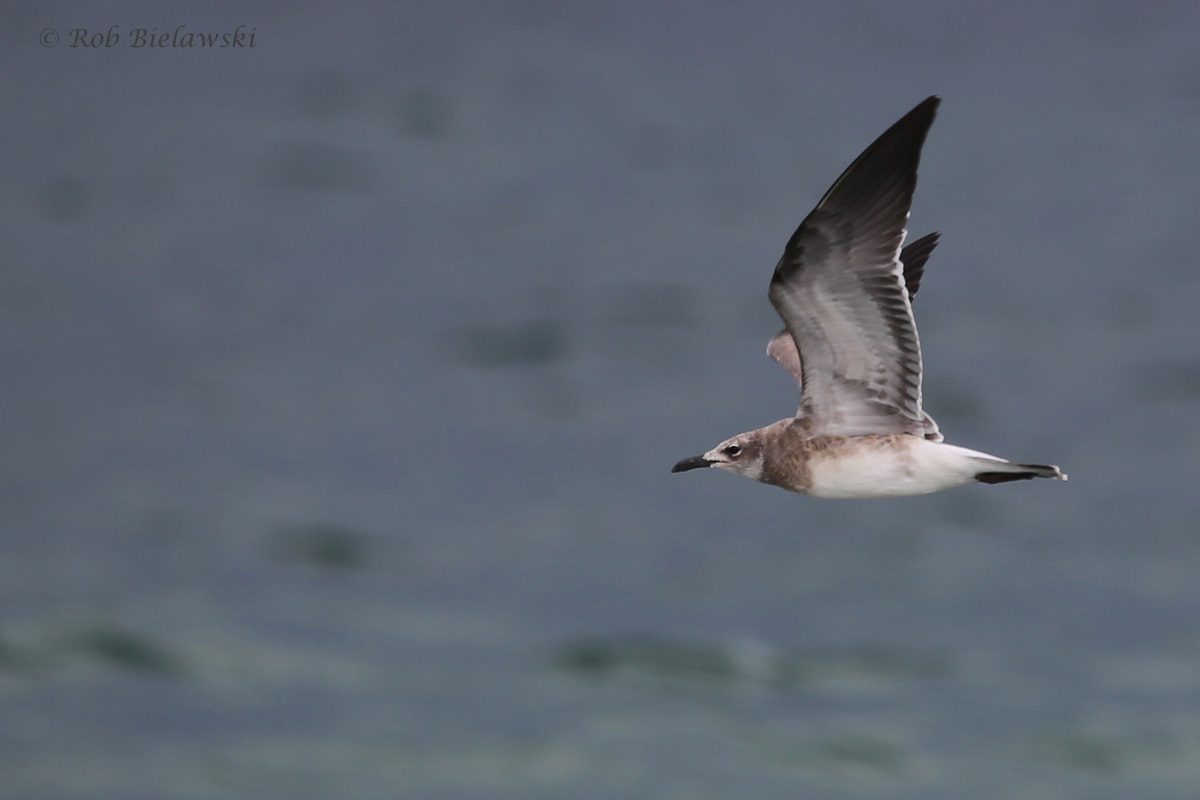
766,230,943,440
766,231,940,385
767,96,939,437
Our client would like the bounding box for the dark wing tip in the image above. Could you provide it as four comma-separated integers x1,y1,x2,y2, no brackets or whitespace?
899,231,940,301
815,95,939,214
915,94,941,114
906,96,942,127
774,97,942,288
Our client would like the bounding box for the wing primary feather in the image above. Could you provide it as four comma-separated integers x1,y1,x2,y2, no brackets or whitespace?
899,231,939,300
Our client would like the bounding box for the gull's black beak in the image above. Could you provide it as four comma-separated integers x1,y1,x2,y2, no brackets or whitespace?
671,455,712,473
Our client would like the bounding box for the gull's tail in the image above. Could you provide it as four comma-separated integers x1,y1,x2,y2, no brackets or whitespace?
974,462,1067,484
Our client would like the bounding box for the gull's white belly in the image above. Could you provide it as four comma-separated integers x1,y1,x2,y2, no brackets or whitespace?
804,437,1006,499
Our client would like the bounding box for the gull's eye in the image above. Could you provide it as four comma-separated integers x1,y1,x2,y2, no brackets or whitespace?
723,444,742,458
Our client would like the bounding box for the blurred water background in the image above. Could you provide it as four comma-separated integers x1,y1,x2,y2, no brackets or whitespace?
4,1,1200,797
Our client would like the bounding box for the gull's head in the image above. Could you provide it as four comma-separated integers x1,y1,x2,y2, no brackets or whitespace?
672,431,765,481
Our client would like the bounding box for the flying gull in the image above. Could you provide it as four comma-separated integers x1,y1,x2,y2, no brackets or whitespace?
672,96,1066,497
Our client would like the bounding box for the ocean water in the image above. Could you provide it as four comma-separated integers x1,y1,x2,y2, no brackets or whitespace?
4,1,1200,797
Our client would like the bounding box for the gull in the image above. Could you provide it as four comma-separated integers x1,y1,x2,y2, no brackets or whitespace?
671,96,1066,498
